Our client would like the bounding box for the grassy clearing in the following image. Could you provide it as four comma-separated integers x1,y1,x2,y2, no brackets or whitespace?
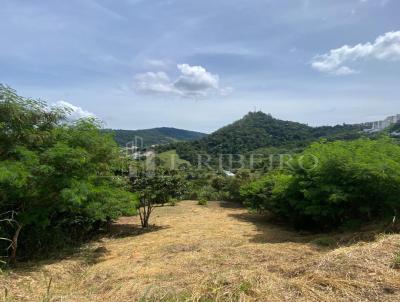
157,150,190,169
1,201,400,301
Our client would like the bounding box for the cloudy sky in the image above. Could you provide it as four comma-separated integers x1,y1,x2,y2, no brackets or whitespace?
1,0,399,133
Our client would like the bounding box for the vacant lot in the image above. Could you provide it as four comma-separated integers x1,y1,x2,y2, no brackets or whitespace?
1,201,400,301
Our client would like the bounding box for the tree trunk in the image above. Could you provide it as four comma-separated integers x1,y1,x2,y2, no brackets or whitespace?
139,199,153,228
9,223,22,264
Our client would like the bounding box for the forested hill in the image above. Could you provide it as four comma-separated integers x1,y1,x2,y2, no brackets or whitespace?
104,127,207,147
194,111,313,154
158,111,364,162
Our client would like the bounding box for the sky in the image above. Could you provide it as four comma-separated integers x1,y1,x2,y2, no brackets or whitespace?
1,0,399,133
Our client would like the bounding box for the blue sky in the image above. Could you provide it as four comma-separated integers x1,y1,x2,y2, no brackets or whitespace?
1,0,399,133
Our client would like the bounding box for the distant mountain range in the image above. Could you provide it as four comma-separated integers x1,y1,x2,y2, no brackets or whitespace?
104,127,207,147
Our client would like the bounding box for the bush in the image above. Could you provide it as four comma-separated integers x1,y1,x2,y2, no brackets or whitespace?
168,199,178,206
392,250,400,269
240,172,293,213
197,198,208,206
208,170,252,202
241,138,400,229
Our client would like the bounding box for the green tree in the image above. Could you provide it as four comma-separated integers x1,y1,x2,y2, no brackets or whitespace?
131,168,186,228
0,85,138,262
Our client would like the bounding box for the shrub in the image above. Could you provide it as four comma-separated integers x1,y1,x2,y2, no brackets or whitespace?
241,138,400,229
240,172,293,213
168,199,178,206
197,199,208,206
195,185,219,201
392,250,400,269
209,170,252,202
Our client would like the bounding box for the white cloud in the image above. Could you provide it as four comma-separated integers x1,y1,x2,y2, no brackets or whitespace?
359,0,391,6
134,64,231,98
53,100,96,120
143,59,170,69
134,71,176,95
311,31,400,75
174,64,219,96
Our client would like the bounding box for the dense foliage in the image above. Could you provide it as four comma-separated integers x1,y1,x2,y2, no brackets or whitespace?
104,127,207,147
0,86,138,261
180,168,252,203
164,112,364,166
241,138,400,229
159,111,362,166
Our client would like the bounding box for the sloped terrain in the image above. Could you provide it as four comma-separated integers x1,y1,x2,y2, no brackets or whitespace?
1,201,399,301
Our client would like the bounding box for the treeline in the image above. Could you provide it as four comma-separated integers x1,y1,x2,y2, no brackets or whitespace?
104,127,206,147
182,137,400,230
245,139,400,229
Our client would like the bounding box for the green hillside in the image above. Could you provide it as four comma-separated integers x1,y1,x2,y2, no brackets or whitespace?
158,111,364,164
157,150,190,169
104,127,207,147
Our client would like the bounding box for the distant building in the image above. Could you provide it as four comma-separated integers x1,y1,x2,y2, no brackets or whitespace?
363,114,400,133
144,150,155,157
223,170,235,177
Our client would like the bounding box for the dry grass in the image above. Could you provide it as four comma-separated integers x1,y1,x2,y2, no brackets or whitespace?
1,201,400,301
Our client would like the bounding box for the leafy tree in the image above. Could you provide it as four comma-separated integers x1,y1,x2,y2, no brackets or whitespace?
0,85,138,261
131,168,186,228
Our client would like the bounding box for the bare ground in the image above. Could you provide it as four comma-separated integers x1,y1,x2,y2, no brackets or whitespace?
1,201,400,302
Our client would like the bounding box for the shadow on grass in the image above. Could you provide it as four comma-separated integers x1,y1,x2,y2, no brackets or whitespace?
104,224,170,239
6,223,168,273
217,201,246,209
228,211,315,244
228,211,383,248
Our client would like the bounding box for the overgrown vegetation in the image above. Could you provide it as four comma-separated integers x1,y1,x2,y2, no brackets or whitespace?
197,198,208,206
0,86,138,262
241,138,400,229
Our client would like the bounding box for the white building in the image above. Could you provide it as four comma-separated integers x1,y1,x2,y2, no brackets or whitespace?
363,114,400,133
223,170,235,177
